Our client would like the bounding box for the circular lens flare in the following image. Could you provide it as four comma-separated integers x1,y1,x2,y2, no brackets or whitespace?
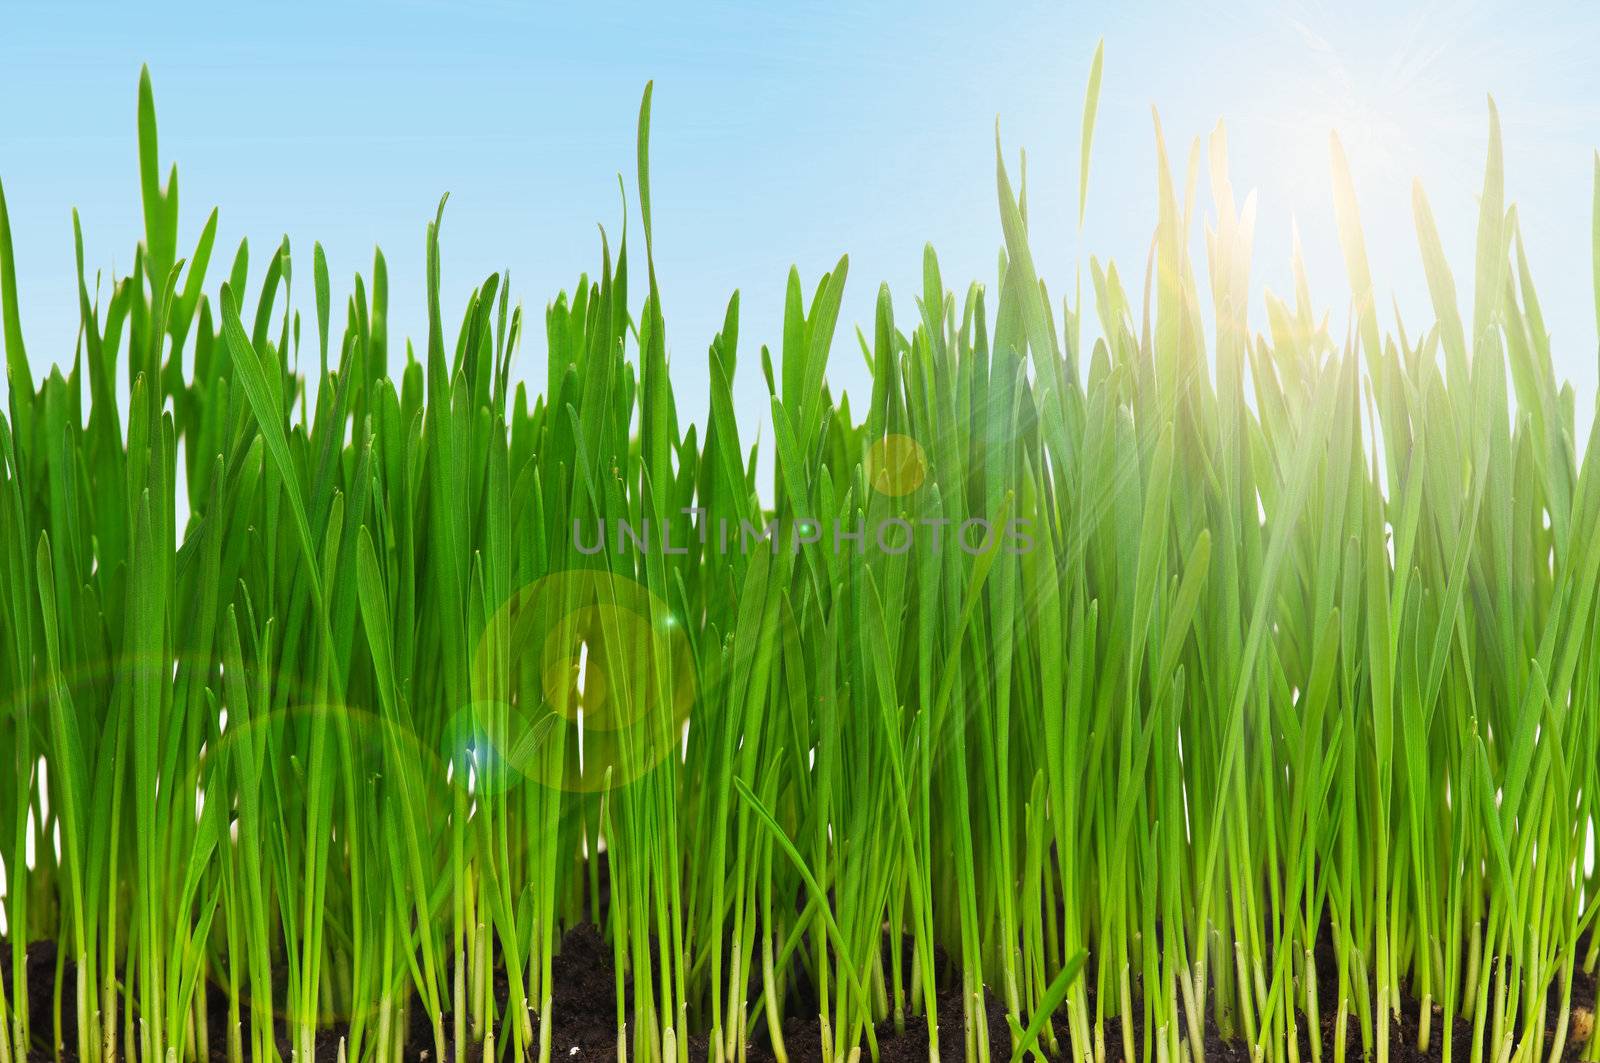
471,569,694,793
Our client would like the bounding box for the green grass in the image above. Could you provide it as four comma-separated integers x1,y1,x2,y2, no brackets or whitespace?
1,55,1599,1063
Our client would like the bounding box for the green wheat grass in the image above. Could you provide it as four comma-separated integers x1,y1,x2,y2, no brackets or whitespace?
1,51,1598,1063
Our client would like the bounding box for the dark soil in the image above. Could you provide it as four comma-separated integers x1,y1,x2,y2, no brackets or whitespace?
2,929,1593,1061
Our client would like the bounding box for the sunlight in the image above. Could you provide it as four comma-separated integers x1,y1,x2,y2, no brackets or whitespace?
1246,12,1480,218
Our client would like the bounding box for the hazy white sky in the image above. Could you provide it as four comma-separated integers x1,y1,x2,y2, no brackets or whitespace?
4,0,1599,444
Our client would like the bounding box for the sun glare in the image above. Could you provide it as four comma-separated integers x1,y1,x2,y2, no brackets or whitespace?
1247,12,1480,218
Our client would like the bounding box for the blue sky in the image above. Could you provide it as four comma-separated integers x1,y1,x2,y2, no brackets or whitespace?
4,0,1599,444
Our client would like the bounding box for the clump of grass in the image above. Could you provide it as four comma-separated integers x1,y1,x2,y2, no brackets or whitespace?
0,53,1598,1063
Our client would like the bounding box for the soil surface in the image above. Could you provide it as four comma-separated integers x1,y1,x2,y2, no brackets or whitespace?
2,930,1593,1061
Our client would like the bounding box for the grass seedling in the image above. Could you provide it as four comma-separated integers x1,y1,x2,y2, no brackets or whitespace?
0,52,1597,1063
